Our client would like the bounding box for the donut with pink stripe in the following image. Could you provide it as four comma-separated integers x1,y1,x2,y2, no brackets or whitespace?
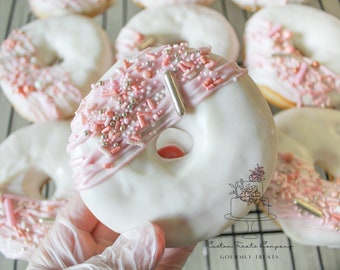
132,0,216,8
114,4,240,61
265,108,340,247
0,15,113,122
67,43,277,247
244,5,340,109
0,121,74,260
231,0,309,12
29,0,115,18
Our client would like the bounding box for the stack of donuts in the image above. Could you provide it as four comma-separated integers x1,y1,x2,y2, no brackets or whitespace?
0,0,339,263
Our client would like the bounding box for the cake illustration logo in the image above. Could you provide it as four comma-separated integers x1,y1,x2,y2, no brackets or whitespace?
225,164,275,238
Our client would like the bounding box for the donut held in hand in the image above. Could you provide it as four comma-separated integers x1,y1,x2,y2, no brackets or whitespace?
68,43,277,247
0,15,113,122
265,108,340,247
244,5,340,109
0,121,74,260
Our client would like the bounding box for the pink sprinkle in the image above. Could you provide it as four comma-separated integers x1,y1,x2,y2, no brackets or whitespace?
103,163,112,169
214,78,224,86
269,24,282,37
146,52,157,59
102,126,111,133
200,55,208,64
143,70,151,79
130,134,141,141
123,60,132,69
178,62,190,72
162,55,171,66
110,146,122,154
295,62,308,84
199,47,210,55
3,197,16,227
137,113,146,128
205,60,216,69
121,101,128,110
147,98,156,110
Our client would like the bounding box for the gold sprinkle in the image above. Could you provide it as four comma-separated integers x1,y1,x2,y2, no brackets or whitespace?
293,198,323,217
138,37,155,50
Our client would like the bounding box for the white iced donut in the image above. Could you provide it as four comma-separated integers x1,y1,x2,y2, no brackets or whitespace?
231,0,309,12
132,0,216,7
0,15,113,122
265,108,340,247
114,4,239,61
29,0,116,18
67,43,277,247
0,121,74,260
244,5,340,109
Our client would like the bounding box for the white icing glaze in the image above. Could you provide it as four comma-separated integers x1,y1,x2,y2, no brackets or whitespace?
29,0,115,18
115,4,239,61
265,108,340,247
132,0,216,7
231,0,308,12
0,15,113,122
0,121,74,260
244,5,340,108
68,44,277,247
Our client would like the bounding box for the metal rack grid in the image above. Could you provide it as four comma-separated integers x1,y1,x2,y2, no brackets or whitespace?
0,0,339,269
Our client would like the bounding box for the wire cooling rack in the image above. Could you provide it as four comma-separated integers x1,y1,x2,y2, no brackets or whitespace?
0,0,339,269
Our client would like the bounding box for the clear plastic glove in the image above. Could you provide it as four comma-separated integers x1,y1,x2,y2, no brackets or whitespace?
26,193,194,270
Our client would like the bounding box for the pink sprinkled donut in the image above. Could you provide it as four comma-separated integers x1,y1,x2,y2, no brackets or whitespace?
29,0,116,18
132,0,216,8
0,121,74,260
67,43,277,247
265,108,340,247
244,5,340,109
114,4,240,61
0,15,113,122
231,0,309,12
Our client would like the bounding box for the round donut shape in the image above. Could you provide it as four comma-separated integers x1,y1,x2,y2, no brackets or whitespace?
0,14,113,122
114,4,240,61
29,0,116,18
231,0,309,12
265,108,340,247
0,121,74,260
244,4,340,109
67,44,277,247
132,0,216,8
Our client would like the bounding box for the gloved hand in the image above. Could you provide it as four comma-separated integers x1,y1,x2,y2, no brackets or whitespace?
26,193,194,270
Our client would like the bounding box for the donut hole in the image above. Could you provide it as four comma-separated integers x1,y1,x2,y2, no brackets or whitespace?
314,161,334,182
40,177,56,199
47,54,64,66
156,128,192,159
5,167,56,199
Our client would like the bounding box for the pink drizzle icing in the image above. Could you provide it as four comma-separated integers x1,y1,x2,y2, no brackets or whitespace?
267,153,340,231
32,0,109,13
0,193,67,259
115,28,155,60
0,29,82,120
68,43,246,189
246,21,340,107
